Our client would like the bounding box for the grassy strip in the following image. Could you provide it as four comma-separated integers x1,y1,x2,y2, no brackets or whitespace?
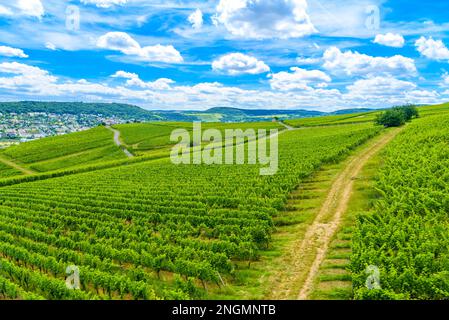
308,130,392,300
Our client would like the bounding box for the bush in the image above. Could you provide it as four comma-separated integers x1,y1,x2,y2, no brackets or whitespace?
375,105,419,127
376,109,406,127
400,104,419,121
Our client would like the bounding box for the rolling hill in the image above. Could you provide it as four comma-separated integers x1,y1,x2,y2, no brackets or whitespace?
0,101,159,121
0,101,374,123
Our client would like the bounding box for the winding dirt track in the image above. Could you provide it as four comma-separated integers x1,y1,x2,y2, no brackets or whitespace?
271,128,402,300
106,126,134,158
0,154,35,175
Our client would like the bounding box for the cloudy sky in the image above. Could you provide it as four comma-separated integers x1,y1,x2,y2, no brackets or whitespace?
0,0,449,111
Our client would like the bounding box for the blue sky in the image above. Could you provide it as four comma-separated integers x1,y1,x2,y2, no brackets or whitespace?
0,0,449,111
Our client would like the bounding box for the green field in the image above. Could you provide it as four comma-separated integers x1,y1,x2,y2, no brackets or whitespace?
0,103,448,300
0,121,280,173
113,122,283,154
0,121,380,299
285,111,381,127
351,113,449,299
0,127,127,173
0,162,22,179
285,103,449,128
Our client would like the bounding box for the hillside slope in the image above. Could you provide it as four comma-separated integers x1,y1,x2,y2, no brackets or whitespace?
0,101,158,120
0,126,127,173
0,122,381,300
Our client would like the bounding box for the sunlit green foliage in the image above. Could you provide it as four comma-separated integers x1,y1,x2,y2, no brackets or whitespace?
0,162,22,179
352,114,449,299
0,127,126,173
0,123,380,299
285,112,380,127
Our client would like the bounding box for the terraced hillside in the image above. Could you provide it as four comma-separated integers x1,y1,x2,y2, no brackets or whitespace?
285,111,381,128
0,127,126,174
0,122,381,299
0,103,448,300
0,162,22,179
113,122,283,155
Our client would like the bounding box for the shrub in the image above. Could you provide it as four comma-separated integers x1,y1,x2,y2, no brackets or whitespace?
376,109,406,127
399,104,419,121
375,105,419,127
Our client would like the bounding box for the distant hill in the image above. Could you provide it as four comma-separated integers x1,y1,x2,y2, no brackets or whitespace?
330,108,377,115
0,101,159,121
0,101,375,123
207,107,324,119
170,107,326,122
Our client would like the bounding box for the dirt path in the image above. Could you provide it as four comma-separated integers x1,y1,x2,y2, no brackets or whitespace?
106,126,134,158
270,128,402,300
0,154,35,175
279,121,295,131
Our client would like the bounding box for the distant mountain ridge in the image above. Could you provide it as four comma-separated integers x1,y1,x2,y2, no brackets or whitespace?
0,101,375,123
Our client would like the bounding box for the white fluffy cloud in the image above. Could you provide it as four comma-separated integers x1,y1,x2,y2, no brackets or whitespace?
415,36,449,61
0,46,28,58
112,71,174,90
0,62,53,79
345,76,439,106
323,47,417,76
269,67,331,91
214,0,316,39
188,9,203,30
347,76,416,96
0,62,443,112
15,0,44,18
97,32,183,63
0,62,58,95
111,71,137,79
0,62,127,98
373,33,405,48
0,0,44,18
80,0,128,8
0,5,13,16
212,53,270,75
97,32,140,55
0,62,335,110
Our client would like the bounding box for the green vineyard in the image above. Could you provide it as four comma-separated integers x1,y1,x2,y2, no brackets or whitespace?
0,127,126,175
285,111,381,127
0,122,380,299
351,113,449,299
0,103,448,300
113,122,283,154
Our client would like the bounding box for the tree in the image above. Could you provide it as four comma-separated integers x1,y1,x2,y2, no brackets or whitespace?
376,105,420,127
399,104,419,121
250,226,270,249
376,109,406,127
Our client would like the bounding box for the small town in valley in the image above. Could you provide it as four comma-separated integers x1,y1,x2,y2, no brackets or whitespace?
0,112,127,148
